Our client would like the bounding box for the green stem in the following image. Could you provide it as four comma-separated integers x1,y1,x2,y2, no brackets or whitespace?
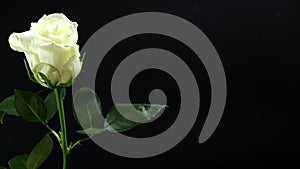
42,122,60,142
54,88,69,169
70,137,91,150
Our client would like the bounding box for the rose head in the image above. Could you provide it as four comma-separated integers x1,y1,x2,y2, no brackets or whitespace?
8,13,82,88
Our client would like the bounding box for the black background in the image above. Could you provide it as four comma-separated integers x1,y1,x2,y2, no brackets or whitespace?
0,0,299,168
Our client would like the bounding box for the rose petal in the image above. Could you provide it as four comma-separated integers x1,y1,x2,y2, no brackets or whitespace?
8,31,34,53
33,62,61,87
31,43,77,73
59,51,81,85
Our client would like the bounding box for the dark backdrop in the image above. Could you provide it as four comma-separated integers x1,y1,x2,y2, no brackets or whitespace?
0,0,299,168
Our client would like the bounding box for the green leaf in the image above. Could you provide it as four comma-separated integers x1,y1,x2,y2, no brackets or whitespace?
26,134,53,169
44,91,58,122
104,105,139,132
105,104,167,132
14,90,47,123
8,154,28,169
0,94,19,124
0,166,7,169
76,128,106,135
73,87,104,129
0,95,19,116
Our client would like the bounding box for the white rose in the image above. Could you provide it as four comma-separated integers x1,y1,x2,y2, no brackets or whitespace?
8,13,82,88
